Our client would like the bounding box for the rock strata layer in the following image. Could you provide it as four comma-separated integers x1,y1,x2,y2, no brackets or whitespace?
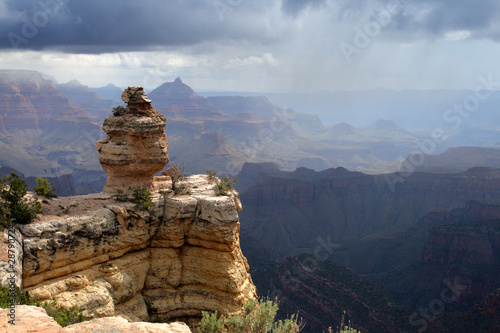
19,175,256,323
95,86,169,192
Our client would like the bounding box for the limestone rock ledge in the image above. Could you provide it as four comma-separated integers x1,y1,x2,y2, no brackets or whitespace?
0,305,191,333
18,174,256,324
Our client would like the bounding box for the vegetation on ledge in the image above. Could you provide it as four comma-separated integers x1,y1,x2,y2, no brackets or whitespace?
197,298,304,333
0,285,85,327
0,173,42,228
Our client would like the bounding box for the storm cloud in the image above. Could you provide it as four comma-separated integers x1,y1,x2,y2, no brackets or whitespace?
2,0,500,53
0,0,282,53
1,0,499,92
281,0,326,17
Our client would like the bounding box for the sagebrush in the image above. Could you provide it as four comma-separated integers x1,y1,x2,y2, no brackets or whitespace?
197,298,304,333
213,175,238,196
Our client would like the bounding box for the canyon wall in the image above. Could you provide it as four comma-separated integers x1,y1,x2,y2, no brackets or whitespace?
18,175,256,323
237,163,500,257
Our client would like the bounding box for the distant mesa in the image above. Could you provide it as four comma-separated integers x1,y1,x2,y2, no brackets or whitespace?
369,119,400,130
401,146,500,174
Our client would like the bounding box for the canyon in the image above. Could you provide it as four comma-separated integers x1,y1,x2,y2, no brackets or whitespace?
1,70,500,331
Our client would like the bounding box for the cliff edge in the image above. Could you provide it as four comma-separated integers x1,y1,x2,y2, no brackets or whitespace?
0,86,256,330
20,174,256,323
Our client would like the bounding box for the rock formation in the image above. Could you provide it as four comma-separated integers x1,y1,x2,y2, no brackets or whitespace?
0,305,191,333
95,86,169,193
19,176,256,323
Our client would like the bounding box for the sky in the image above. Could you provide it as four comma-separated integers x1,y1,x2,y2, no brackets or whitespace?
1,0,500,92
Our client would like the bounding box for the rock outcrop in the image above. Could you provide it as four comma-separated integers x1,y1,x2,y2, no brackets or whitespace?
0,86,256,331
0,305,191,333
95,87,169,192
19,175,256,323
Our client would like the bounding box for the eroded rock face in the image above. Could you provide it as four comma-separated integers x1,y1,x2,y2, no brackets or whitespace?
95,86,169,192
0,228,23,288
19,175,256,323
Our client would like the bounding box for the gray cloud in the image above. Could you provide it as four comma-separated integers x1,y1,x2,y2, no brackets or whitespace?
1,0,499,54
281,0,326,17
0,0,280,53
337,0,500,42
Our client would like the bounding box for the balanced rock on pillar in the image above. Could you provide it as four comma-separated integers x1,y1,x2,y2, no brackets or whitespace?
95,86,169,193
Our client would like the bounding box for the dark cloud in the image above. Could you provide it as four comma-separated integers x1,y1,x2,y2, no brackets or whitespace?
281,0,326,17
0,0,278,53
1,0,500,54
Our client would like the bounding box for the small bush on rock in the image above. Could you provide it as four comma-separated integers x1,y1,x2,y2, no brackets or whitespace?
206,170,217,183
113,189,129,202
0,173,42,227
112,105,125,116
0,285,85,327
0,284,34,308
33,177,57,198
213,175,238,196
130,186,153,211
42,297,85,327
197,298,303,333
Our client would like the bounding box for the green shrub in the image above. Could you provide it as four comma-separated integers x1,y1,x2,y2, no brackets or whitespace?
173,184,191,196
58,205,71,214
206,170,217,183
0,173,42,226
112,105,125,116
0,284,34,308
198,311,227,333
113,189,129,202
0,285,85,327
213,175,238,196
130,187,153,211
0,202,11,230
41,297,85,327
197,298,303,333
33,177,57,198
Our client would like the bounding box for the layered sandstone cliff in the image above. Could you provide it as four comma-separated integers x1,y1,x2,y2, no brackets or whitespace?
19,174,256,323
